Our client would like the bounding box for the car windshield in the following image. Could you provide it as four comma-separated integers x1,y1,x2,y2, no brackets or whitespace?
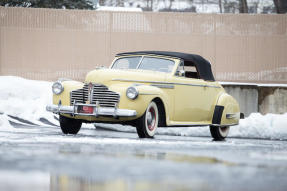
112,56,175,73
112,56,141,70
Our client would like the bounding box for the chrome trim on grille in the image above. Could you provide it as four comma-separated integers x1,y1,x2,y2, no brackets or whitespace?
70,84,120,107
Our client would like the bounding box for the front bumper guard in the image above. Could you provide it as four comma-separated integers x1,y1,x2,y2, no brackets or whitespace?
46,102,137,118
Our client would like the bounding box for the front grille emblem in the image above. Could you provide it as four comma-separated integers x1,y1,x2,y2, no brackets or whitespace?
86,82,93,104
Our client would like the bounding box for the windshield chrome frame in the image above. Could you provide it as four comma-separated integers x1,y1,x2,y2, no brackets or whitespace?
136,56,144,69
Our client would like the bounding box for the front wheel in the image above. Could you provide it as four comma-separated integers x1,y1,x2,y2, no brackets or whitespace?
136,101,159,138
209,126,230,141
59,115,82,135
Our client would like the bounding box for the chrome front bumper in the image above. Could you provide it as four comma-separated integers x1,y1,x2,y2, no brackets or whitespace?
46,103,137,117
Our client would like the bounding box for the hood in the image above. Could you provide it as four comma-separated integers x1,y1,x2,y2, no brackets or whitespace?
85,69,168,86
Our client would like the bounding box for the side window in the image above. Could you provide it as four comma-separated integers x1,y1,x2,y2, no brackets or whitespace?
175,60,185,77
184,66,199,79
175,61,199,79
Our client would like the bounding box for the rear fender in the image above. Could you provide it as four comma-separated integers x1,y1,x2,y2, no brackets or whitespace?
214,93,240,126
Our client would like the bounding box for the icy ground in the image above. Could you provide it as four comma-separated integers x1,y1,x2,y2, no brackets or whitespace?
0,76,286,140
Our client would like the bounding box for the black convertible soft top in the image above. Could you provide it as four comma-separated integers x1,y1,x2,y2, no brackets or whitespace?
116,51,215,81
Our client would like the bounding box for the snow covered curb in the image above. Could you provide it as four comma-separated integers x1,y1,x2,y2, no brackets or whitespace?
0,76,286,140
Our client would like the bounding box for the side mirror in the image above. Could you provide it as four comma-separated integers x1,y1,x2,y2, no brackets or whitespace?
175,70,185,77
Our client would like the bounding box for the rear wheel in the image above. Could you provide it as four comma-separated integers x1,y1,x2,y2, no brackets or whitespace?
209,126,230,141
136,101,159,138
59,115,82,135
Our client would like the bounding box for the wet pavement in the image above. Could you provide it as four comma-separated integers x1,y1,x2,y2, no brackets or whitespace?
0,123,287,191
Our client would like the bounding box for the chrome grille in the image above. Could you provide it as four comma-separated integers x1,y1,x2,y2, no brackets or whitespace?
70,84,120,107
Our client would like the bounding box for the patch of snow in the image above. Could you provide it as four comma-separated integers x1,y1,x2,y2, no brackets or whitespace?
0,114,14,131
230,113,287,140
0,76,57,126
122,0,275,14
97,6,142,12
0,76,110,129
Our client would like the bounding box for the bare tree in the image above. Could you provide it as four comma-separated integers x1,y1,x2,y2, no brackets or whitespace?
273,0,287,13
239,0,248,13
116,0,124,7
145,0,154,11
168,0,174,10
218,0,222,13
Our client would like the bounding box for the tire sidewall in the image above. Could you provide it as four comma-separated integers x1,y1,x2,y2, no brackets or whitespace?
144,101,159,137
219,126,230,138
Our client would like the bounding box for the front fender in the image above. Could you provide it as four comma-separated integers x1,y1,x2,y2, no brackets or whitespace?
215,93,240,126
109,84,170,119
53,81,84,106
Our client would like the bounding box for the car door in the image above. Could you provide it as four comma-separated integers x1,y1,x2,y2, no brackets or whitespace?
168,62,213,124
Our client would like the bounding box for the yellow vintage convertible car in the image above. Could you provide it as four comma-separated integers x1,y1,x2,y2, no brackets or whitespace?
46,51,242,140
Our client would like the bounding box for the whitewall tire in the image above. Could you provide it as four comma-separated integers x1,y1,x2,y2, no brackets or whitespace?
136,101,159,138
209,126,230,141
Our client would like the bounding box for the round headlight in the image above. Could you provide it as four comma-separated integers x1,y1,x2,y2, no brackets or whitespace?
52,81,64,95
126,86,139,100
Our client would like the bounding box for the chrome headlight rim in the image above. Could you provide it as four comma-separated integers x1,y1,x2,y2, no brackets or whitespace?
52,81,64,95
126,86,139,100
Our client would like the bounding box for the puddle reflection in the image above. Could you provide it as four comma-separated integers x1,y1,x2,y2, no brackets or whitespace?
50,175,201,191
0,171,207,191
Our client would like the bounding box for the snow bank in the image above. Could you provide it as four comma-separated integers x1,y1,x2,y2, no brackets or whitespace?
0,76,93,129
230,113,287,140
0,114,14,131
0,76,57,126
0,76,286,140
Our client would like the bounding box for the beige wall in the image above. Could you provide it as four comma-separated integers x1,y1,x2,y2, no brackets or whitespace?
0,6,286,82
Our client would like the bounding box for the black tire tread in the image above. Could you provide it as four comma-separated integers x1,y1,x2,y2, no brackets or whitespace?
209,125,226,141
59,115,82,135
